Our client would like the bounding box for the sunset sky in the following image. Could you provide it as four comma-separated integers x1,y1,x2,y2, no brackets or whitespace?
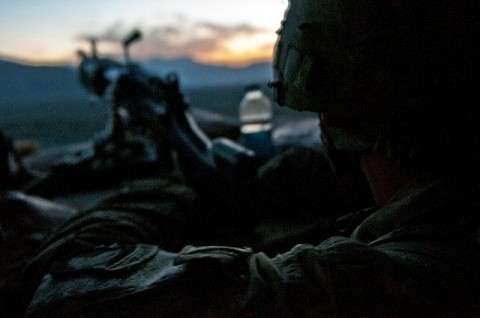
0,0,289,67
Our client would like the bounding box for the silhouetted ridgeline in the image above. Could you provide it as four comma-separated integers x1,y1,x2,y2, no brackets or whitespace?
0,58,273,103
143,58,274,88
0,60,83,103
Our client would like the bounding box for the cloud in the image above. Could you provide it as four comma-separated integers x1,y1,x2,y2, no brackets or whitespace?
77,19,275,65
77,21,130,43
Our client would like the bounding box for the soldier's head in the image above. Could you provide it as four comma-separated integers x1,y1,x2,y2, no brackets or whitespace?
272,0,480,177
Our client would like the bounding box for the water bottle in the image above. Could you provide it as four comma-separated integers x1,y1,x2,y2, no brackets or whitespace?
238,85,274,160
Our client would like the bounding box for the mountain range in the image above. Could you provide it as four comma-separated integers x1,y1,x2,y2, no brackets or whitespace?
0,58,273,103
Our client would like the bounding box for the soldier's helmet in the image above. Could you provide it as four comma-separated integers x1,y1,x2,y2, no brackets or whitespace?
272,0,480,177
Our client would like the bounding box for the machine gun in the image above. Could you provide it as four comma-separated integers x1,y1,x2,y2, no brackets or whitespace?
22,30,261,219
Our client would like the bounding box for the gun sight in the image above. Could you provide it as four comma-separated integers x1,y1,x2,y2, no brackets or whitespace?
123,29,142,47
123,29,142,63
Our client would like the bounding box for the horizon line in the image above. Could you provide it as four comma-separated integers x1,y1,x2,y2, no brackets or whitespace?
0,53,273,68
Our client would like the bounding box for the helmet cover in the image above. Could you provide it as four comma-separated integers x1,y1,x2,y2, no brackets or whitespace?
272,0,480,169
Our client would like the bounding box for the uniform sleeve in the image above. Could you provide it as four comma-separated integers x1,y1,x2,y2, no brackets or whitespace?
25,231,457,318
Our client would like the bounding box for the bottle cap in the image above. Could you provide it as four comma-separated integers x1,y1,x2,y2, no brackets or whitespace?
244,84,261,92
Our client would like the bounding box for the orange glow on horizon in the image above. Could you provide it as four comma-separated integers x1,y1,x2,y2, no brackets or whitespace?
193,33,276,67
195,51,273,67
0,53,76,67
3,44,276,68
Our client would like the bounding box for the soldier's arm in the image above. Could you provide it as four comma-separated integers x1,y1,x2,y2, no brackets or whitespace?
25,226,462,317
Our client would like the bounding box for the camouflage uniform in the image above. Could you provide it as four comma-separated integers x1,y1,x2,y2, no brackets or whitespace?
0,191,76,317
24,175,480,317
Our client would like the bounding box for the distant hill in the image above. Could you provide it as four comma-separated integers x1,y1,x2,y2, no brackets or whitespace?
142,58,273,88
0,58,273,104
0,60,84,103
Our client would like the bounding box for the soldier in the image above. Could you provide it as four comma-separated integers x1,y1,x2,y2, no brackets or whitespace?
24,0,480,316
